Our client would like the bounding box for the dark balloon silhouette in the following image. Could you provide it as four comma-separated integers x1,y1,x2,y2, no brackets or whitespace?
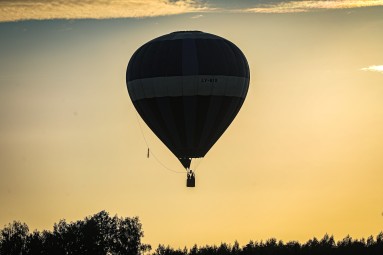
126,31,250,186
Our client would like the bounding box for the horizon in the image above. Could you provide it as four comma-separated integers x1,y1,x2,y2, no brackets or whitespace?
1,210,383,249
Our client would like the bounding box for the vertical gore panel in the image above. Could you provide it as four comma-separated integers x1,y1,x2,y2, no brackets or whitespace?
169,97,187,147
198,96,224,149
182,39,198,75
183,96,196,149
193,96,210,150
155,97,183,150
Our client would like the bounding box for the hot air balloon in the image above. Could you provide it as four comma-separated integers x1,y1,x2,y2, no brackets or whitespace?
126,31,250,187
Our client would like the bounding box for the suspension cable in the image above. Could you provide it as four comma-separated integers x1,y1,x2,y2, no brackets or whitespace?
135,113,184,174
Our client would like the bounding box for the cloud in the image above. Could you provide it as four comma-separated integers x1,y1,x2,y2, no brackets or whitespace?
0,0,208,22
1,0,383,21
361,65,383,74
191,14,204,18
243,0,383,13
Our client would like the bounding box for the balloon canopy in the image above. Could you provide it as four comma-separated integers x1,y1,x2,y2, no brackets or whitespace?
126,31,250,170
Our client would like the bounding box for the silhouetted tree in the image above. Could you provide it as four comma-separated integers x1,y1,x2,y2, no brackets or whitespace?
0,221,29,255
189,244,198,255
25,230,44,255
153,244,187,255
0,211,149,255
284,241,300,255
197,244,217,255
231,240,240,255
369,232,383,255
217,242,231,255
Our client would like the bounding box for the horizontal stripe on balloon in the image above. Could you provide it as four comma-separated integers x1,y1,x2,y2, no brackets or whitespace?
128,75,249,101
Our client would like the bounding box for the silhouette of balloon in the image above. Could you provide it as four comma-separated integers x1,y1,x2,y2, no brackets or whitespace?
126,31,250,170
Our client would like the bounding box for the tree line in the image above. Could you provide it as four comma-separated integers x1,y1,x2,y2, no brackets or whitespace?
153,233,383,255
0,211,150,255
1,210,382,255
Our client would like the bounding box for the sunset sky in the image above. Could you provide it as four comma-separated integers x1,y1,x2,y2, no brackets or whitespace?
1,0,383,249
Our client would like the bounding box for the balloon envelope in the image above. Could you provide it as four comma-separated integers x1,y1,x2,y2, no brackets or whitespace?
126,31,250,168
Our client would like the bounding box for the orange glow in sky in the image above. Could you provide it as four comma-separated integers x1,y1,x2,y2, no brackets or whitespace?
1,1,383,248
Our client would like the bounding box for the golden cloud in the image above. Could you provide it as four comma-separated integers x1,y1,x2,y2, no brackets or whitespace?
361,65,383,74
1,0,383,22
0,0,207,22
244,0,383,13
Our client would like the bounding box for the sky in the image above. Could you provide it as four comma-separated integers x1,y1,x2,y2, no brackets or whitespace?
1,0,383,249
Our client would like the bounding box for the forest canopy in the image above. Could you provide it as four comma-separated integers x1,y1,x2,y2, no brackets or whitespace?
0,210,150,255
0,211,382,255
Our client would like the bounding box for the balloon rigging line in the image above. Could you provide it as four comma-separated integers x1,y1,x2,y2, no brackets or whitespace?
191,157,204,174
135,112,184,174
